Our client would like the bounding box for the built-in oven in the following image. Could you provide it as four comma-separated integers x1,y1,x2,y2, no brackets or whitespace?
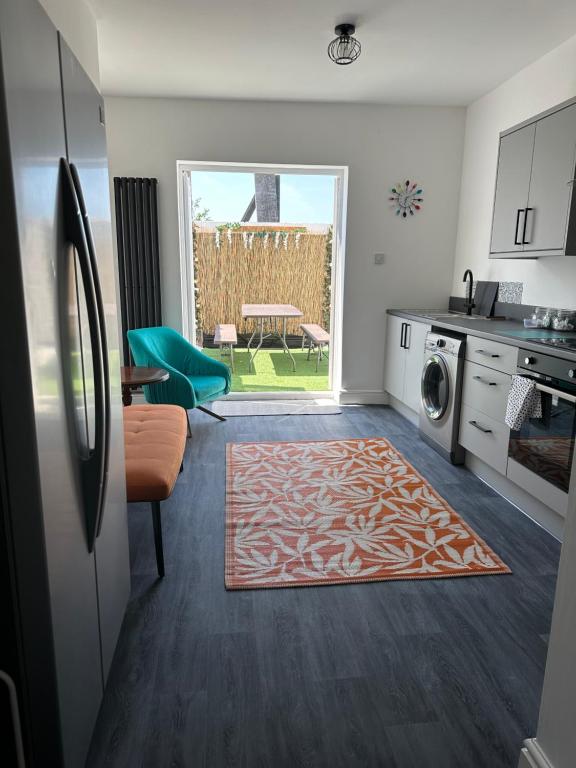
507,349,576,516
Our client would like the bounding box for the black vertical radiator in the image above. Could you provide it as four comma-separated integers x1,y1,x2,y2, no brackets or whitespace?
113,177,162,363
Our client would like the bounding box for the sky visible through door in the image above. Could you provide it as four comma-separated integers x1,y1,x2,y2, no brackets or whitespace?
190,171,334,224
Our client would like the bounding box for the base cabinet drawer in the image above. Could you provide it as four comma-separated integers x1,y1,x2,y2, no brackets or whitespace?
459,404,510,474
461,361,511,421
466,337,517,375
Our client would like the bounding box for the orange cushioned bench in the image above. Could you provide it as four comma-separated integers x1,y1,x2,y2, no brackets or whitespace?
124,404,187,576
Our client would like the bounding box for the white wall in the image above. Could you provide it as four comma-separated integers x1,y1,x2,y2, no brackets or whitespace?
452,33,576,307
104,97,465,397
39,0,99,86
517,452,576,768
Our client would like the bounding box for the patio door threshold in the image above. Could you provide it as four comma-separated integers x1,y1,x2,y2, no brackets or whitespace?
222,390,339,402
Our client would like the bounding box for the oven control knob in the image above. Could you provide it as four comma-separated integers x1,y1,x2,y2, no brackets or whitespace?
569,369,575,379
436,339,446,348
524,356,535,365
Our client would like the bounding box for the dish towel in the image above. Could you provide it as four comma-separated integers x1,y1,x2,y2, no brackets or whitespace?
505,375,542,430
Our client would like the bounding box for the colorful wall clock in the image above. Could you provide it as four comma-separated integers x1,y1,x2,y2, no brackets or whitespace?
389,180,423,218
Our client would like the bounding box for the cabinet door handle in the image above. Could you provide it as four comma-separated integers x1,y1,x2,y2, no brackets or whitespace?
473,375,497,386
404,323,411,350
522,207,533,244
400,322,410,349
514,208,524,245
474,349,500,358
469,420,492,434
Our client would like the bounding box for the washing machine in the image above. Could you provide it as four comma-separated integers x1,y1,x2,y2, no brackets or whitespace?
418,330,466,464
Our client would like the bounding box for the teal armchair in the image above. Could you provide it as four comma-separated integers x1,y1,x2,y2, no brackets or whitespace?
127,327,231,424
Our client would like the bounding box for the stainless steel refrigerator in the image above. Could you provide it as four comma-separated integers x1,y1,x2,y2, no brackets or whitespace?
0,0,130,765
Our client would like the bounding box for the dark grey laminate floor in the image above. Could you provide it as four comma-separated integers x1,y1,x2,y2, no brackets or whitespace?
87,406,561,768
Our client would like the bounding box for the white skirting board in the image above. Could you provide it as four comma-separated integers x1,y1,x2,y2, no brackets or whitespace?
466,454,564,541
339,389,389,405
386,395,419,426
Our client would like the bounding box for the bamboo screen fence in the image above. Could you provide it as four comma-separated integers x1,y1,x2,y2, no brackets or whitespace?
193,227,331,339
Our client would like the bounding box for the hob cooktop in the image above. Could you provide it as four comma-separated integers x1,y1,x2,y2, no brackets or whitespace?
533,337,576,351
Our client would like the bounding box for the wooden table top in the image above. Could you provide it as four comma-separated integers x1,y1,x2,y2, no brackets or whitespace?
241,304,303,318
120,366,170,388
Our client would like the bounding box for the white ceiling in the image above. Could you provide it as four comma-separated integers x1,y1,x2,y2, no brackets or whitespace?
89,0,576,105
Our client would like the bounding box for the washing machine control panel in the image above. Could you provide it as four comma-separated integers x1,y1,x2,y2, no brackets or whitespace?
424,332,465,358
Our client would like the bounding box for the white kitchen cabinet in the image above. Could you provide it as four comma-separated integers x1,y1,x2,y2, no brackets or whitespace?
465,336,517,374
459,336,515,474
403,322,430,412
490,98,576,258
490,123,535,255
461,361,511,421
384,315,406,401
384,315,430,411
459,404,510,475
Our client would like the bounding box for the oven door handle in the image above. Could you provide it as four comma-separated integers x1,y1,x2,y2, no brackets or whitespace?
535,383,576,403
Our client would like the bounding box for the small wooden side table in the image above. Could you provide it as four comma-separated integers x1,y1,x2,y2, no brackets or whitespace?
121,366,169,406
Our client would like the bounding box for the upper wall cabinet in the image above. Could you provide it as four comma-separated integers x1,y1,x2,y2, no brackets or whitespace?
490,100,576,258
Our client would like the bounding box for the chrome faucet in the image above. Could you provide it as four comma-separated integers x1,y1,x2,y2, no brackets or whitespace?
463,269,475,315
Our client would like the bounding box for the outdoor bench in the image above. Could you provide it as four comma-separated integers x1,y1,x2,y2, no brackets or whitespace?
300,323,330,371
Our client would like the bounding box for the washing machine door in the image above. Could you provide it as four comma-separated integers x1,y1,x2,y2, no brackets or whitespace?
421,354,450,421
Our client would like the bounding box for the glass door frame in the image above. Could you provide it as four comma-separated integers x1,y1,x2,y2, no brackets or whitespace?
176,160,348,401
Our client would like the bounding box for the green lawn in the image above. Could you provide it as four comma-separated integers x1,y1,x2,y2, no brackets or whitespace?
202,347,330,393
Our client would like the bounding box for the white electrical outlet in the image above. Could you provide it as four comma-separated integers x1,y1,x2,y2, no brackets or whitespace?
374,253,385,265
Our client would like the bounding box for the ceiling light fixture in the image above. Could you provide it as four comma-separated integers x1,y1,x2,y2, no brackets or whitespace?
327,23,361,65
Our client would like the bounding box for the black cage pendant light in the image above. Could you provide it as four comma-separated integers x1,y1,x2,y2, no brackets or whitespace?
328,23,361,65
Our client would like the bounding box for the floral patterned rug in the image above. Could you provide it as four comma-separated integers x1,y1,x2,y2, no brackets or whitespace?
225,438,510,590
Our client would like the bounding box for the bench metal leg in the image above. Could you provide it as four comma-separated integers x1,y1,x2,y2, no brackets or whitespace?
219,342,235,372
151,501,165,577
197,405,226,422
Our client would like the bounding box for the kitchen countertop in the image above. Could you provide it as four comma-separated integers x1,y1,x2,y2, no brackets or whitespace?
388,308,576,364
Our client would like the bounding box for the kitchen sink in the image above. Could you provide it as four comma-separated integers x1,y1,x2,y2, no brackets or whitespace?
422,312,488,321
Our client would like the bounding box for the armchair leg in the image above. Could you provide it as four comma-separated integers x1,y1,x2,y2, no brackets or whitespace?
197,405,226,422
151,501,165,577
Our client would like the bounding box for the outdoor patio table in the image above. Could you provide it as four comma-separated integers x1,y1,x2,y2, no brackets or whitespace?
242,304,303,372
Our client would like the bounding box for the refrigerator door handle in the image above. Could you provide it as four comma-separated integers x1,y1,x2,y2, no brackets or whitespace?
61,158,106,552
69,163,111,539
0,671,26,768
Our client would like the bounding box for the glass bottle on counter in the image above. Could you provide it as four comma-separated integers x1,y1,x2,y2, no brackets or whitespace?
552,310,576,331
532,307,553,328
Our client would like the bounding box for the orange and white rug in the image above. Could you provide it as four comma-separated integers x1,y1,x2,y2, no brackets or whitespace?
225,438,510,590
